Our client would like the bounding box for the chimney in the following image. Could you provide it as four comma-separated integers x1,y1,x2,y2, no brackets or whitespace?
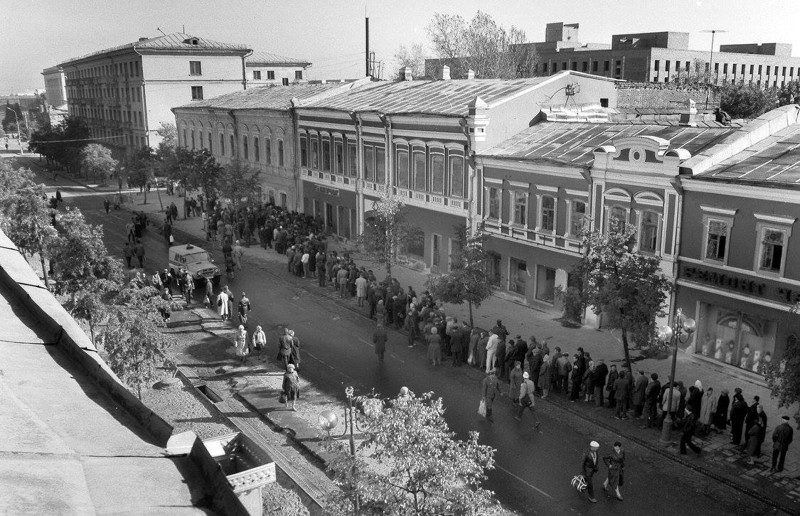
441,65,450,80
679,98,697,127
138,37,148,42
467,69,475,80
402,66,413,81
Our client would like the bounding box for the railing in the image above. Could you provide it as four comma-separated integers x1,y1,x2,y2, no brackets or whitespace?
483,218,583,255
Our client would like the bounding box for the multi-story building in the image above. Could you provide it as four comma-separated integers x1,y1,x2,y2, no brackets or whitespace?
172,80,368,210
676,105,800,376
55,33,252,155
246,52,311,87
41,66,67,108
295,69,618,272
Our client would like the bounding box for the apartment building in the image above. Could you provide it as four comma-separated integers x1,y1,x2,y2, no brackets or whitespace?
55,33,252,154
246,52,311,87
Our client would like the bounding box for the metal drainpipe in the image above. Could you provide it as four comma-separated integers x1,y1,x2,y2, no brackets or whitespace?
350,112,364,233
459,117,475,232
242,50,253,90
290,101,300,211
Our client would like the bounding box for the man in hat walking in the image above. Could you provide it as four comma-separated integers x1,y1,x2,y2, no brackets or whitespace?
481,369,502,422
772,415,794,472
582,441,601,503
515,372,540,428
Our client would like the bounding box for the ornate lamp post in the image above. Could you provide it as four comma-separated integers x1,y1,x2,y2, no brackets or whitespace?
657,308,696,444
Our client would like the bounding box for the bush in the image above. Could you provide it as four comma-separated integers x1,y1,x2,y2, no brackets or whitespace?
555,285,583,326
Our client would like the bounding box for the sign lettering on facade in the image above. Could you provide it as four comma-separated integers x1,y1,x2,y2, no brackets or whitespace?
314,185,340,197
681,264,800,305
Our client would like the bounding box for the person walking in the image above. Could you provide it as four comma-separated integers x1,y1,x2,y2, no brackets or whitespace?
614,371,630,419
582,441,601,503
183,271,195,305
373,322,387,363
772,415,794,472
216,288,229,321
426,327,442,367
730,389,748,445
606,365,619,408
232,240,244,271
602,442,625,501
234,325,249,365
122,242,133,269
133,240,145,268
252,325,266,359
289,330,301,369
755,404,768,457
509,361,523,405
515,372,541,428
282,364,300,411
480,369,502,422
277,328,293,370
450,322,465,367
355,274,367,307
680,407,702,456
103,198,111,214
238,292,251,326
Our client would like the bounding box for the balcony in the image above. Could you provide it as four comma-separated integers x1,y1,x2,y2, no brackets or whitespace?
483,218,583,256
391,187,468,215
302,168,356,192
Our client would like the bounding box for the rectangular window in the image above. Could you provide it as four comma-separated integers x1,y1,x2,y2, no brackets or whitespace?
413,151,426,191
191,86,203,100
364,145,375,181
267,71,275,80
299,136,307,167
396,148,409,188
758,64,763,75
322,138,331,171
488,187,500,219
665,60,671,72
295,70,303,80
750,64,754,74
253,71,261,80
348,143,357,177
541,63,548,73
570,201,586,236
513,191,527,225
190,61,202,76
705,220,728,261
639,211,660,253
254,137,260,162
278,140,284,166
335,141,344,175
654,60,660,71
540,196,555,231
723,63,728,74
430,153,445,194
509,258,527,295
766,65,770,76
311,137,319,169
582,61,588,72
592,61,598,72
604,61,610,72
449,155,465,198
608,206,627,230
376,147,385,183
760,229,785,272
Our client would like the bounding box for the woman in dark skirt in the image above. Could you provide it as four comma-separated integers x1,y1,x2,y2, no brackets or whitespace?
282,364,300,411
713,389,730,433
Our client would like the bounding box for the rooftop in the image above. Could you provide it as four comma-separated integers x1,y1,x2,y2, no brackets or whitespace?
481,117,742,166
246,51,310,67
300,74,571,116
694,122,800,186
173,82,349,111
60,33,251,66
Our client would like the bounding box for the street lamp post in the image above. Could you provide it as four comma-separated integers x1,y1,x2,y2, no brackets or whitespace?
344,386,360,511
701,29,727,110
657,308,696,444
5,107,23,154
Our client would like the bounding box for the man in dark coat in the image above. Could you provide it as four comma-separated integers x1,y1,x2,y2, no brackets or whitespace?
481,370,502,422
582,441,601,503
772,415,794,472
450,323,466,366
373,322,387,363
680,407,702,455
614,371,630,419
744,395,762,444
730,390,749,445
277,328,293,370
592,359,609,408
133,240,145,268
570,348,587,401
528,345,543,393
644,373,662,428
632,370,649,417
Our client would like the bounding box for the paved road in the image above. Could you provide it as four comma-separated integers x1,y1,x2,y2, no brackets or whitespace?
33,166,769,516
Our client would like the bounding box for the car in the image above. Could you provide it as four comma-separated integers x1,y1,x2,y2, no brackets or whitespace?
169,243,220,286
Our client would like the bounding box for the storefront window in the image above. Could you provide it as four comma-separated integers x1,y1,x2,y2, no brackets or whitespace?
509,258,527,295
695,303,777,374
535,265,556,303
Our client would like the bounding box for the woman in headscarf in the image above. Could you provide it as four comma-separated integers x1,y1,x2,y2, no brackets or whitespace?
234,325,248,365
426,327,442,367
251,325,266,359
282,364,300,410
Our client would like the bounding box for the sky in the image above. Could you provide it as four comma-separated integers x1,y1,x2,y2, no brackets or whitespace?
2,0,800,93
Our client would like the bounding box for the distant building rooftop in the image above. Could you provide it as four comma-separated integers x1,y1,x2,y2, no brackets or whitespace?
246,51,310,67
173,82,353,111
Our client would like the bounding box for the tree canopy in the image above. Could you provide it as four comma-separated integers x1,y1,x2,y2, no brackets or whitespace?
720,83,778,119
30,116,91,173
359,193,423,278
394,43,428,80
426,11,537,79
80,143,118,182
426,224,495,327
326,391,508,515
573,222,673,372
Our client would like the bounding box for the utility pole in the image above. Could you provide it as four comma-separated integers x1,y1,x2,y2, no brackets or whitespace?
365,14,370,78
701,29,727,110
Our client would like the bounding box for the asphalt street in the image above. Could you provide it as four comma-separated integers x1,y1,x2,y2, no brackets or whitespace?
24,159,769,516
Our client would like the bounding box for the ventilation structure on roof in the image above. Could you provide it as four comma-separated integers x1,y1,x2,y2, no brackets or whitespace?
184,38,199,45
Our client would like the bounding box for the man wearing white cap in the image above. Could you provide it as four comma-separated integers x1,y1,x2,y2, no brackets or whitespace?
582,441,601,503
515,372,540,429
772,415,794,472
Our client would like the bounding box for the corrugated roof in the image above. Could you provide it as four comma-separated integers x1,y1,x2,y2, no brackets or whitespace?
247,51,310,66
696,124,800,186
301,76,554,116
60,33,250,65
173,83,346,111
481,121,742,166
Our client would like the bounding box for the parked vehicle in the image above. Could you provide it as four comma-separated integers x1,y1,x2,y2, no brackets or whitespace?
169,244,220,286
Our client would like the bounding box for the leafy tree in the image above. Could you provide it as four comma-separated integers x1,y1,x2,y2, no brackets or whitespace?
426,11,537,79
720,83,778,119
764,309,800,424
572,222,673,373
2,102,24,134
125,146,156,203
30,116,90,173
80,143,118,183
326,392,508,515
218,158,262,215
778,80,800,107
0,163,57,285
394,43,428,79
359,193,423,278
166,147,222,212
425,224,495,327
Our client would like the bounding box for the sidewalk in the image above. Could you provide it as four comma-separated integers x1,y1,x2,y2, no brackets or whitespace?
33,170,800,513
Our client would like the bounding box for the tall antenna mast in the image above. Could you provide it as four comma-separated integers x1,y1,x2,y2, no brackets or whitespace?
365,12,370,78
701,29,727,109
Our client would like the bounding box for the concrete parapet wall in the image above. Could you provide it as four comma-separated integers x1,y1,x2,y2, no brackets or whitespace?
616,82,720,109
0,230,175,445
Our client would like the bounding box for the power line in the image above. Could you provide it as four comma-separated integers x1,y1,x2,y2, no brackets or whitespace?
29,135,125,143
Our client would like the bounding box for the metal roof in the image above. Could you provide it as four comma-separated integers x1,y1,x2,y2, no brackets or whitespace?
246,51,310,66
173,83,346,111
695,123,800,186
481,120,742,166
300,76,556,116
60,33,250,65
